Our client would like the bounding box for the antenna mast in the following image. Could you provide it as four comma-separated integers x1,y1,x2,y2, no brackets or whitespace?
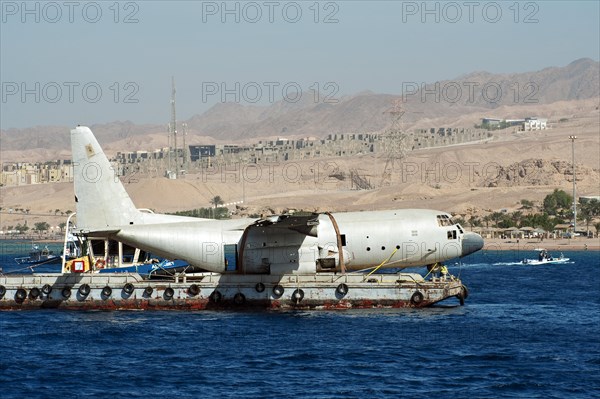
167,123,172,176
182,122,188,174
171,76,178,179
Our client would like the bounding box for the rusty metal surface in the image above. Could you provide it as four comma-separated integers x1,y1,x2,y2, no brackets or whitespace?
0,272,466,311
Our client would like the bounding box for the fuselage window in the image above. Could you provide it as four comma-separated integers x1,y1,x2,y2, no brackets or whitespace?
437,215,453,227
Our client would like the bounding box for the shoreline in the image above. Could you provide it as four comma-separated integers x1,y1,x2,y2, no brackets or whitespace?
482,237,598,252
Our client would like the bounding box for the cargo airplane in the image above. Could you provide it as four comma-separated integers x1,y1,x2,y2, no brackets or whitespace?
71,126,483,275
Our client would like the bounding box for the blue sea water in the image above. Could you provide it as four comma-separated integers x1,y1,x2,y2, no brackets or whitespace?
1,246,599,398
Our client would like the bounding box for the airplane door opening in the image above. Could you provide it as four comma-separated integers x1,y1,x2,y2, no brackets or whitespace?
224,244,238,272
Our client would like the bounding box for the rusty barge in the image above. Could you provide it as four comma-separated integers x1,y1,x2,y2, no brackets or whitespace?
0,270,468,310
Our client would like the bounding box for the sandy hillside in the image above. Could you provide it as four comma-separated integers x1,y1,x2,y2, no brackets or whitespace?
1,100,598,230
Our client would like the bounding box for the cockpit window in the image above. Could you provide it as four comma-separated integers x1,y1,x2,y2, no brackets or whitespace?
437,215,454,227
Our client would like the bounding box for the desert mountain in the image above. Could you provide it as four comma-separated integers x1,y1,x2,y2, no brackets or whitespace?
1,58,598,158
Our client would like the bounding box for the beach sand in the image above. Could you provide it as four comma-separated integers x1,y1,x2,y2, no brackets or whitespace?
483,236,599,252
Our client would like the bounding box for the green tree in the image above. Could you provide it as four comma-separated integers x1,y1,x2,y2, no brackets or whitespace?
34,222,50,236
15,223,29,235
520,199,534,209
497,216,516,229
579,199,600,234
522,213,558,232
543,189,572,216
490,212,504,228
512,211,523,225
210,196,224,208
213,207,230,219
454,217,466,226
468,216,482,228
482,215,491,228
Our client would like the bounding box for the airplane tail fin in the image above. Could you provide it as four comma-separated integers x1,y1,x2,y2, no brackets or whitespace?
71,126,142,231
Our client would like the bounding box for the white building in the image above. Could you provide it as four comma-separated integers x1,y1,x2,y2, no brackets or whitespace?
521,117,548,131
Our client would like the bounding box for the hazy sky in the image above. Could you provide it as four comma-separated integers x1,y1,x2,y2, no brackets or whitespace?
1,0,598,129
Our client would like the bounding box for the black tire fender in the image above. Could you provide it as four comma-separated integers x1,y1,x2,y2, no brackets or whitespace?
188,284,200,296
292,289,304,303
62,287,72,299
30,287,41,299
41,284,52,295
144,286,154,296
460,285,469,300
0,285,6,299
210,290,222,303
336,283,349,296
78,284,91,297
164,287,175,299
410,291,424,305
233,292,245,305
101,286,112,298
255,282,265,293
15,288,27,302
123,283,135,295
273,285,284,297
457,285,469,306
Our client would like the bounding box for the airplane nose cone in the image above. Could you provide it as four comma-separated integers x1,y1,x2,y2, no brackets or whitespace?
461,232,484,257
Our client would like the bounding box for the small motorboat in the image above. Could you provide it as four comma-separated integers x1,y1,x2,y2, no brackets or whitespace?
14,245,61,265
522,249,569,265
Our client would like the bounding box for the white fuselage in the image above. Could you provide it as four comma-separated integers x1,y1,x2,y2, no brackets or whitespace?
107,209,476,274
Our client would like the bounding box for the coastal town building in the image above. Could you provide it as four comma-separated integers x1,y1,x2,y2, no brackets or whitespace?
1,127,491,186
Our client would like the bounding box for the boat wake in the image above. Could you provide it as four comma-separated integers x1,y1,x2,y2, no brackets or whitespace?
459,260,574,268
